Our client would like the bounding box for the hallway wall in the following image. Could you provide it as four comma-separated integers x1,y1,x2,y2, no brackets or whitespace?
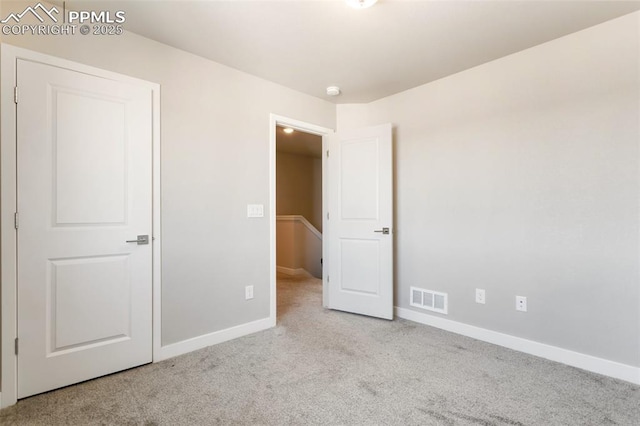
276,152,323,232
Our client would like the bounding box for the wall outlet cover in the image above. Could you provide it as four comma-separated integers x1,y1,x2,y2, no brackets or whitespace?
475,288,486,304
245,285,254,300
516,296,527,312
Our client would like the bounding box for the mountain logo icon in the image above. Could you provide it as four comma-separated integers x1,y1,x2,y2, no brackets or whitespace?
1,2,59,24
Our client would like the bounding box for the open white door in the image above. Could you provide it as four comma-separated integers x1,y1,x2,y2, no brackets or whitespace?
325,123,393,319
16,59,153,398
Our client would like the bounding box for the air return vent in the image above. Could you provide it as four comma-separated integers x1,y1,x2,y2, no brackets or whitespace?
410,286,448,315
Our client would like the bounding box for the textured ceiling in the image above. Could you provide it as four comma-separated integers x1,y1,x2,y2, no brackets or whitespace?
66,0,640,103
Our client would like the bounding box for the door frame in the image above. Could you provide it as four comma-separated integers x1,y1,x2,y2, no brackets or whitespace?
0,45,162,408
268,114,332,323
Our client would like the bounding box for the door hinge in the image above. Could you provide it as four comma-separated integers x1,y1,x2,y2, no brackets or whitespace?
327,212,330,220
14,86,18,104
326,150,329,158
327,275,330,283
15,338,18,355
14,212,19,230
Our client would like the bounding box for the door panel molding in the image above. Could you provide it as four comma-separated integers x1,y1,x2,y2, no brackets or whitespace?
0,45,161,408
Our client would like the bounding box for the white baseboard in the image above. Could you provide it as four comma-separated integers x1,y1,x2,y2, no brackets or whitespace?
276,265,313,277
155,317,274,362
395,307,640,385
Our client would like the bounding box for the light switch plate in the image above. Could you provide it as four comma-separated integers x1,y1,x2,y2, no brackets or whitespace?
247,204,264,218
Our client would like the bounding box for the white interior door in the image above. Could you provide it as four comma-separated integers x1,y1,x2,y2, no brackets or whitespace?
17,59,153,398
325,123,393,319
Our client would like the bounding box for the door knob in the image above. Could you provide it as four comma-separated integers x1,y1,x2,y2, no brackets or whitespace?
374,227,390,235
126,235,149,245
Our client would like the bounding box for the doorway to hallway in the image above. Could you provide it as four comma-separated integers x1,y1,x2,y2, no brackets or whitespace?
268,115,332,324
275,126,324,280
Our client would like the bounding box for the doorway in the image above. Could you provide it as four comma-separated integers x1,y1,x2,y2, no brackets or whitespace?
275,126,323,278
268,115,332,323
269,117,394,322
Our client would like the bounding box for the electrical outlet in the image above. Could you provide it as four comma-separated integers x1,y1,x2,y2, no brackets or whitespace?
245,285,254,300
475,288,485,304
516,296,527,312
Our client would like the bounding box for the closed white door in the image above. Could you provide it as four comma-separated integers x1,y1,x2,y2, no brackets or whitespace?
325,123,393,319
17,59,153,398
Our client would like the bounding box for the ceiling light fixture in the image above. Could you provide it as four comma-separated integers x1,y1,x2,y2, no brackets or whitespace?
326,86,341,96
283,128,294,134
346,0,378,9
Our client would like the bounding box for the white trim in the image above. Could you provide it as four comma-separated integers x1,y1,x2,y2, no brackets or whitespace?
276,215,322,240
0,45,162,408
269,115,333,326
395,307,640,385
151,75,163,365
321,136,329,308
156,317,273,361
1,43,19,409
276,266,313,277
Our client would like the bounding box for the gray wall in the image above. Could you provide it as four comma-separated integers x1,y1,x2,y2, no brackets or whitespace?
0,2,335,349
338,13,640,367
1,1,638,394
276,218,323,278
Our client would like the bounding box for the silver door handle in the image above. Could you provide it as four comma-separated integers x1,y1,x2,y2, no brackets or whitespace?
374,227,390,235
126,235,149,245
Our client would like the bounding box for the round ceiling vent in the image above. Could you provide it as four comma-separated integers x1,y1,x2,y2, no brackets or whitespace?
326,86,341,96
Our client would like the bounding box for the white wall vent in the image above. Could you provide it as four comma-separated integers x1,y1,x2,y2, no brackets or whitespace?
410,286,448,315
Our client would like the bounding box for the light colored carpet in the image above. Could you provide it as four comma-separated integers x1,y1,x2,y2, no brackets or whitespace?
1,273,638,425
